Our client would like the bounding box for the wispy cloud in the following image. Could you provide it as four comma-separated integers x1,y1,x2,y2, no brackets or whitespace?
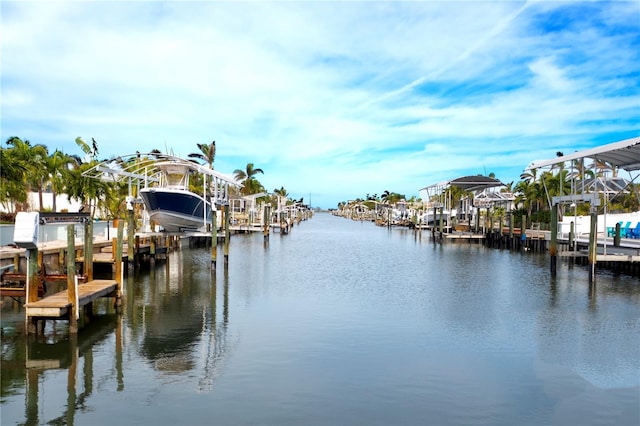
2,1,638,208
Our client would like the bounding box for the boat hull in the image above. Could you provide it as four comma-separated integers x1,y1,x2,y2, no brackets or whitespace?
140,188,211,232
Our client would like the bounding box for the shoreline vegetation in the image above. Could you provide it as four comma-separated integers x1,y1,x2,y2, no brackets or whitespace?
0,137,308,223
2,137,639,226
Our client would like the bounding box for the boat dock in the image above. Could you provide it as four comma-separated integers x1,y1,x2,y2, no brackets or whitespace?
24,279,119,333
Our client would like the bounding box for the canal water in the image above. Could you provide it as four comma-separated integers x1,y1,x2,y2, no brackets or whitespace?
1,212,639,425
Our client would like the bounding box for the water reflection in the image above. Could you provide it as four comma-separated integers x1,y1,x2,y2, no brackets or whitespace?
1,246,231,425
125,249,230,381
0,315,118,425
1,213,639,425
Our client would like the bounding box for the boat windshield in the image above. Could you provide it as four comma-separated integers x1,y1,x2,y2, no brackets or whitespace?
160,164,190,189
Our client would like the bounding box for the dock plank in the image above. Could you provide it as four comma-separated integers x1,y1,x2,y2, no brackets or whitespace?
25,279,118,318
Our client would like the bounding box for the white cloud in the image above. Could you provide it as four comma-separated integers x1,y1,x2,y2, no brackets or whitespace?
1,1,638,208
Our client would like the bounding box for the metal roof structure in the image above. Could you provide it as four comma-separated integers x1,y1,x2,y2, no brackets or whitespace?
420,175,504,194
527,136,640,171
581,177,631,194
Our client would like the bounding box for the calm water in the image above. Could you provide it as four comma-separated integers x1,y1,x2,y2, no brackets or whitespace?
1,212,639,425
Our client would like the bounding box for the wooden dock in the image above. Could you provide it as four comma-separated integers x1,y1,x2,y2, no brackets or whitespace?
24,279,119,333
25,279,118,318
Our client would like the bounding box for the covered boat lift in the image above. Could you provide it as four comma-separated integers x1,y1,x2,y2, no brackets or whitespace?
419,175,514,233
526,136,640,282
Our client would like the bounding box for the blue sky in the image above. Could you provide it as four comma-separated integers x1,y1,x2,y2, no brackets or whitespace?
1,1,639,209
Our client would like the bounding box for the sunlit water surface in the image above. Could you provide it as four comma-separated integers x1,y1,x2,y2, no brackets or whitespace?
2,213,639,425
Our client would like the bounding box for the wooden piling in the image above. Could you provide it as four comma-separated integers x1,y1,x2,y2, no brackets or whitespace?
588,212,598,283
135,235,140,267
26,248,39,330
569,221,575,251
508,212,514,249
211,208,218,268
84,219,94,282
224,204,230,264
263,205,270,239
36,250,44,287
67,225,78,333
115,219,124,309
127,209,134,269
550,204,558,275
150,235,156,263
521,214,527,250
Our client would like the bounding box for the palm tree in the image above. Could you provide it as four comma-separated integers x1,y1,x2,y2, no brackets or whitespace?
75,137,98,162
234,163,264,196
188,141,216,169
64,138,107,216
0,138,30,211
46,150,74,212
274,186,288,197
381,190,391,205
3,137,49,211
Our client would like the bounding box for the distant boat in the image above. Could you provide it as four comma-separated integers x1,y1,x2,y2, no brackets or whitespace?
140,158,238,233
421,209,452,227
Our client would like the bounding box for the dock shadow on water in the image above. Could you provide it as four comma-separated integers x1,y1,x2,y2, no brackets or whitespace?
2,212,639,425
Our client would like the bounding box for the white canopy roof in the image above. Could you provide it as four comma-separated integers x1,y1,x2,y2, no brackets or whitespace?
527,136,640,171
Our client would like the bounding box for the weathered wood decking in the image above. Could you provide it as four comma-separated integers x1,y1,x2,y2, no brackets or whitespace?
25,279,118,318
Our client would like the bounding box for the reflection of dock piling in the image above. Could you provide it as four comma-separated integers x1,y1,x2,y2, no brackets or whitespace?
22,314,120,424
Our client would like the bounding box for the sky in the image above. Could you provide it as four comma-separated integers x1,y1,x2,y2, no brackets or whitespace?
1,1,639,209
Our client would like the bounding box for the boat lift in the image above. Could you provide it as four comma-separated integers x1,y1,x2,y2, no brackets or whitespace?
526,136,640,282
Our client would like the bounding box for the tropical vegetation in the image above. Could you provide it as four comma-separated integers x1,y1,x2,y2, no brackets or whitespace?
2,135,638,223
339,161,639,225
0,136,277,221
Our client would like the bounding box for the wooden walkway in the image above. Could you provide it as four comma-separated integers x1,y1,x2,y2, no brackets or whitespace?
25,279,118,318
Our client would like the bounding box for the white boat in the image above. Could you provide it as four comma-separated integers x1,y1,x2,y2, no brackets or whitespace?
139,158,238,232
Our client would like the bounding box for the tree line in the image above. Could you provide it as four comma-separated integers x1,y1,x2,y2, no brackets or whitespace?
0,137,293,221
340,158,639,223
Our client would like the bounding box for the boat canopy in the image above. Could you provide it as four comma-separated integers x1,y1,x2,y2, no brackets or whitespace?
82,153,240,187
526,136,640,172
420,175,504,194
524,136,640,208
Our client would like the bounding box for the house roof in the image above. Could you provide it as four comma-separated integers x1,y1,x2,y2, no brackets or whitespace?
527,136,640,171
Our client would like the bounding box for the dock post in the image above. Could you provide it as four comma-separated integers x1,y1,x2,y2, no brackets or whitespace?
150,235,156,264
550,204,558,276
115,220,124,309
211,207,218,269
224,203,230,264
489,214,494,246
473,211,481,234
24,247,40,334
58,248,65,272
588,211,598,283
67,225,78,334
521,214,527,250
26,248,39,305
127,209,135,270
569,221,575,251
263,205,270,240
84,219,94,282
508,212,514,250
614,223,621,247
135,235,140,267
